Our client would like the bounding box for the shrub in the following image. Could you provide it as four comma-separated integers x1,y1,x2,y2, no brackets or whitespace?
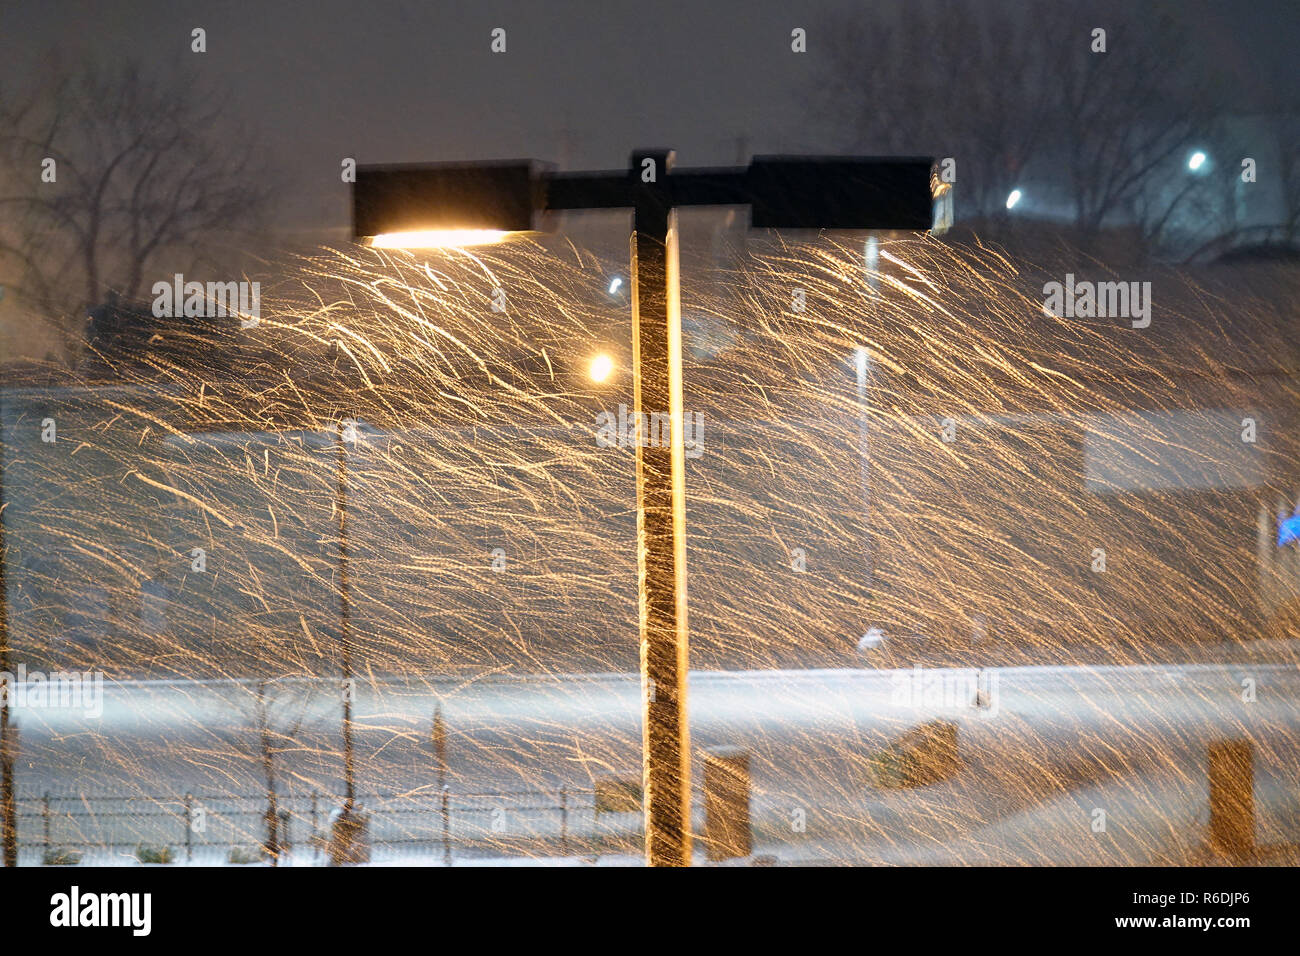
868,720,962,790
228,846,262,865
135,843,174,864
43,847,82,866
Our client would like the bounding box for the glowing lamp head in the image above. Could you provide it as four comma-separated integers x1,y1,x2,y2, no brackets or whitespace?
1005,189,1023,210
352,161,546,246
368,230,508,249
1188,151,1207,172
589,353,615,383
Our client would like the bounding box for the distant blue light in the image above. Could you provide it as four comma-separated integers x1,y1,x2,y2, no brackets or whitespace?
1279,512,1300,548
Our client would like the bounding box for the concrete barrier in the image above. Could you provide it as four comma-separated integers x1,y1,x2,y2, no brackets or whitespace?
1207,739,1254,859
703,746,751,861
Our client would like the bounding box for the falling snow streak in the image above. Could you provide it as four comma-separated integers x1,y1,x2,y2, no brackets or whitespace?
2,233,1299,864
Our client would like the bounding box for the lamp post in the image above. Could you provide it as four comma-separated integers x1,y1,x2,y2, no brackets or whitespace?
353,150,935,866
329,418,368,864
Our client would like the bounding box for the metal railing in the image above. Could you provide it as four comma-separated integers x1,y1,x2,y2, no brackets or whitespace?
16,786,643,864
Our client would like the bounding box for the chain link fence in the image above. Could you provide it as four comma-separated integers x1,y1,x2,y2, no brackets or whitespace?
16,787,644,865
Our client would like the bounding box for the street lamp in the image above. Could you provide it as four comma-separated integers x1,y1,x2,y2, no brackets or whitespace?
589,353,615,383
353,150,936,866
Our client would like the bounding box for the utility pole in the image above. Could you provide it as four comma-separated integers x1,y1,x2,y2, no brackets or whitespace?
337,422,356,811
328,419,368,864
0,392,14,867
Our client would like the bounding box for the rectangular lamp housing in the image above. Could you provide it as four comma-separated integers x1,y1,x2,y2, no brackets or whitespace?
747,157,935,230
352,161,542,238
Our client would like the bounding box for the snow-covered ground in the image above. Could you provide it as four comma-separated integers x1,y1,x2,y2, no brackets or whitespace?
8,661,1300,864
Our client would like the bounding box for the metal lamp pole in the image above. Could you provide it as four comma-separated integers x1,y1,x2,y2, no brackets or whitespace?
628,150,692,865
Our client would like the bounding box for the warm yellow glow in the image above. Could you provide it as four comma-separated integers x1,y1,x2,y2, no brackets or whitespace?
589,353,615,383
369,230,509,249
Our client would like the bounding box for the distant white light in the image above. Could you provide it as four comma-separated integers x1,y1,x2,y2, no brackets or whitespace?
864,237,880,291
1005,189,1023,210
854,345,871,389
1188,151,1207,172
608,277,623,295
589,353,614,383
858,627,885,651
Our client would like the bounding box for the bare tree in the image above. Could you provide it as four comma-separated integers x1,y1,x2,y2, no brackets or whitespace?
242,679,311,866
1275,116,1300,245
817,1,1226,250
821,2,1051,221
0,60,271,361
1050,6,1222,237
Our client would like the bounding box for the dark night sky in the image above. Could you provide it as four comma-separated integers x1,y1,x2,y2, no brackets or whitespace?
1,0,1295,232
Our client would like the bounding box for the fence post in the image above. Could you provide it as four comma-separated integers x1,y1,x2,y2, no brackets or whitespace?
184,793,193,862
266,790,279,866
432,706,447,792
559,786,569,857
441,785,451,867
279,808,292,859
43,792,51,854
